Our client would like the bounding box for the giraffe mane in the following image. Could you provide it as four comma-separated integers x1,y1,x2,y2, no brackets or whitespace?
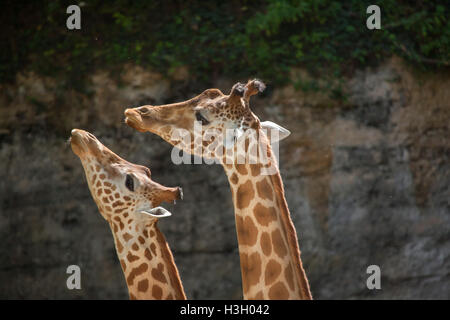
260,131,313,299
154,223,187,299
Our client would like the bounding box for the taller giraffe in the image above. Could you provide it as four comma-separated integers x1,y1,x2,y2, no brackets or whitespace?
124,80,312,299
70,129,186,300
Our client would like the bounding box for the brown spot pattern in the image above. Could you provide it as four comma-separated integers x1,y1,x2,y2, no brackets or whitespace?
137,279,149,292
285,264,295,291
260,232,272,256
253,203,277,226
230,173,239,184
255,179,273,201
264,259,282,286
236,215,258,246
120,259,126,271
250,164,261,176
123,233,133,242
112,200,124,208
151,263,167,283
127,252,139,263
268,281,290,299
240,252,262,293
150,243,157,256
152,285,163,299
235,163,248,175
116,240,124,253
144,248,153,261
236,180,254,209
271,229,288,259
126,262,148,286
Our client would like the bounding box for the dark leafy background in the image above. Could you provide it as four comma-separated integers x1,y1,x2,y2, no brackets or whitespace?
1,0,448,89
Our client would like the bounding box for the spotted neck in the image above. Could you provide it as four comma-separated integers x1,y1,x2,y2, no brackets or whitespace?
108,214,186,300
222,137,312,300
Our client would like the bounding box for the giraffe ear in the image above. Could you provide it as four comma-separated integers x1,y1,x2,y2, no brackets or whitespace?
228,82,245,104
140,207,172,218
260,121,291,142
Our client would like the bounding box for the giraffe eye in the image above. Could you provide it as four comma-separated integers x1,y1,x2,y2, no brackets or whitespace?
195,111,210,125
125,174,134,192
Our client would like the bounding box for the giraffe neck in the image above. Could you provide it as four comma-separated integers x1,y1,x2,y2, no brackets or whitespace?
108,216,186,300
222,138,312,300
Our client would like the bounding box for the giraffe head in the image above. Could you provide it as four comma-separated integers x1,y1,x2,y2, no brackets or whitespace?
124,79,290,162
70,129,183,222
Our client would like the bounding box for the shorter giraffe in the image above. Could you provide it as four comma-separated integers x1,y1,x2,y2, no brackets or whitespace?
70,129,186,300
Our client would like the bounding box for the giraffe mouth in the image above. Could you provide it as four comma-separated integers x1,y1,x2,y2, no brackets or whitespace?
139,206,172,218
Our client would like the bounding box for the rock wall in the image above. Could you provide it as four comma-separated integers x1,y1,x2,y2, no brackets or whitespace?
0,58,448,299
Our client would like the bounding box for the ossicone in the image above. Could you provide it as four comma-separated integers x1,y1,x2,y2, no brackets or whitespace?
244,79,266,101
229,82,245,99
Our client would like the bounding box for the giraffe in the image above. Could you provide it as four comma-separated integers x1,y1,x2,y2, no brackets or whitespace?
124,79,313,300
70,129,186,300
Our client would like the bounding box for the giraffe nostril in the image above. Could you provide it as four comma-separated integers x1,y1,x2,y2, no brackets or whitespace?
87,133,96,140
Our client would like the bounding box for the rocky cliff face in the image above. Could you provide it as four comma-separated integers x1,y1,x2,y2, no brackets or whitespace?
0,58,448,299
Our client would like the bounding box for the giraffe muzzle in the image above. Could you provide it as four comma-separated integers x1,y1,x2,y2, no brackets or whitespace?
171,187,183,205
70,129,88,155
124,108,146,132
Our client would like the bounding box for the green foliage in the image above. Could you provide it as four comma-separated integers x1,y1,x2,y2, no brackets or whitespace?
0,0,448,91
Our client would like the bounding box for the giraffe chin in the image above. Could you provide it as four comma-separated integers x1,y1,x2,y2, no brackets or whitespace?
125,117,147,132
